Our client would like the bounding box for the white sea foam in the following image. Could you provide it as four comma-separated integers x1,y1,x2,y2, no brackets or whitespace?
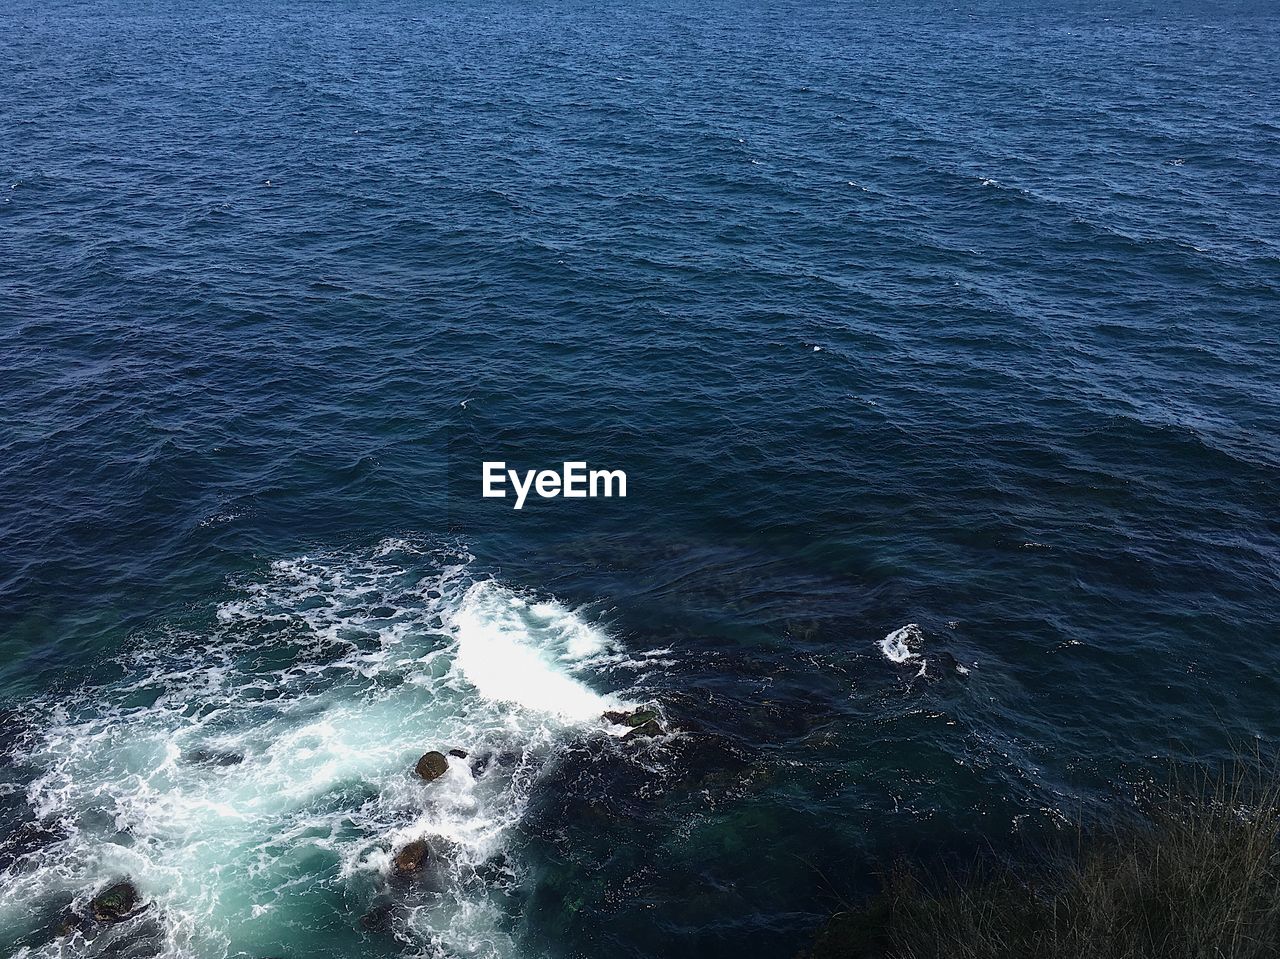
879,623,924,664
451,580,622,720
1,539,639,958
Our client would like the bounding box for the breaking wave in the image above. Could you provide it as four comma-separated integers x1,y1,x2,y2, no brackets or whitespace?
878,623,924,665
0,538,642,958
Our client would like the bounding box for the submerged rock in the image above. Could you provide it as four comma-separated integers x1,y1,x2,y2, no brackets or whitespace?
879,623,925,665
474,852,511,884
604,706,665,739
0,819,66,871
90,881,141,923
603,708,659,728
393,839,430,877
469,749,522,777
624,719,664,740
360,901,395,932
57,912,87,937
185,748,244,767
414,751,449,782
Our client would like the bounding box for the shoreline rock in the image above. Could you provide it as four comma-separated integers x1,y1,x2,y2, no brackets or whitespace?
392,839,430,877
603,707,665,738
603,707,658,728
624,719,663,739
414,751,449,782
90,880,142,923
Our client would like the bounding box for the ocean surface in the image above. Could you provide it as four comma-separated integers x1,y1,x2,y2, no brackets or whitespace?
2,1,1279,956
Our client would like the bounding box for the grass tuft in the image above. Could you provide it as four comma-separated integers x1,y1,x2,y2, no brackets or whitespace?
804,756,1280,959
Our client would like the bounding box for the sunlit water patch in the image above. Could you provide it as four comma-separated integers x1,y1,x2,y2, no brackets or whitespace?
0,539,643,958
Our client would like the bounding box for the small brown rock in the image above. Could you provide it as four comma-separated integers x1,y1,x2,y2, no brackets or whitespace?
393,839,430,877
414,751,449,782
448,748,468,759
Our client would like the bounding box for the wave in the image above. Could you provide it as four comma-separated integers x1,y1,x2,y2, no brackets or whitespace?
0,538,640,958
878,623,924,665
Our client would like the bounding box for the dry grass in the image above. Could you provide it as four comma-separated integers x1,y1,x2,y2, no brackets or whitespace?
805,757,1280,959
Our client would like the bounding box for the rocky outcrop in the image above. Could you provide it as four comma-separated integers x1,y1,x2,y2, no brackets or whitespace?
624,719,663,739
414,751,449,782
603,707,665,738
90,881,142,923
469,749,522,777
56,879,146,937
603,708,657,727
56,909,90,937
393,839,430,877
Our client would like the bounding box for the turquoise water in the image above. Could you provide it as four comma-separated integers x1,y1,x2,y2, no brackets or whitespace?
2,1,1279,956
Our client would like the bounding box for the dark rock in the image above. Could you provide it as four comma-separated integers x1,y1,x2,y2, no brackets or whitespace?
934,651,967,674
603,708,659,728
414,751,449,782
57,911,87,937
448,748,468,759
90,881,141,923
602,706,666,740
624,719,664,740
186,749,244,767
393,839,430,877
470,749,522,777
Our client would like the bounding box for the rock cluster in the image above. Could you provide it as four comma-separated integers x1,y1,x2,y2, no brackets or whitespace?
602,707,665,739
386,747,466,890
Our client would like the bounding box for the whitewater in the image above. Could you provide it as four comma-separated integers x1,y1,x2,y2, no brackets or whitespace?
0,539,645,958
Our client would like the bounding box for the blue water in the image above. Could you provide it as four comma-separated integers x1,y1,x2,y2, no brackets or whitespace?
2,1,1279,956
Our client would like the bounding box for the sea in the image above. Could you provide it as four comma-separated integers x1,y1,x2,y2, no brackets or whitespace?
1,1,1278,957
